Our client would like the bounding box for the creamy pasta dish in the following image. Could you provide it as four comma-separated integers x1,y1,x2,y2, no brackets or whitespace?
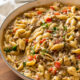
3,2,80,80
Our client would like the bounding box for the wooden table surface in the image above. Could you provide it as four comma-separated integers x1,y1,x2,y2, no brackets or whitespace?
0,55,23,80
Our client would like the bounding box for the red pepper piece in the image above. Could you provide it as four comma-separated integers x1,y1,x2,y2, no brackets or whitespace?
40,39,46,44
54,61,61,69
45,18,52,22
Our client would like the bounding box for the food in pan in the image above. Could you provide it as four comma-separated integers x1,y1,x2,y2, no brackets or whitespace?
3,2,80,80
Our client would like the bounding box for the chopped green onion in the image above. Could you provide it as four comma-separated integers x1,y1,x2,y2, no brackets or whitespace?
63,36,65,39
33,50,35,55
41,23,49,29
42,53,46,55
23,62,26,67
53,27,57,30
4,48,12,53
42,49,48,53
31,49,35,55
12,45,17,51
63,26,67,31
41,23,45,26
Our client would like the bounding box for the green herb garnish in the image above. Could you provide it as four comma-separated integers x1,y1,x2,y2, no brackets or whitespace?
53,27,57,30
42,53,46,55
41,23,45,26
23,62,26,67
4,45,17,53
63,36,65,39
4,48,12,53
31,48,35,55
41,23,49,29
42,49,48,53
12,45,17,51
63,26,67,31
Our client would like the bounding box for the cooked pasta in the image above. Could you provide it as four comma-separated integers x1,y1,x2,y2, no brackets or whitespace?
3,2,80,80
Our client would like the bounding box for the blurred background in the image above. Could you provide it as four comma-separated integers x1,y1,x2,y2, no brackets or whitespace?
0,0,24,25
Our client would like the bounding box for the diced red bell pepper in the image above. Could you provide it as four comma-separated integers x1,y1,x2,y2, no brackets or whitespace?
46,30,52,33
13,28,18,33
48,67,53,72
76,55,80,59
40,39,46,44
54,12,60,15
50,6,55,10
54,61,61,69
45,18,52,22
62,10,67,13
28,56,33,61
52,70,57,75
34,54,38,59
37,11,42,15
68,7,71,10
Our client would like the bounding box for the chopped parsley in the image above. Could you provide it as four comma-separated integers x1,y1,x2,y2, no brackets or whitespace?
12,45,17,51
30,47,35,55
4,45,17,53
41,23,49,29
63,36,65,39
42,49,48,53
53,27,57,30
4,48,12,53
53,27,58,33
63,26,67,31
23,62,26,67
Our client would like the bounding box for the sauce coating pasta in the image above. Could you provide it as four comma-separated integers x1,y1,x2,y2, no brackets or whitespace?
3,2,80,80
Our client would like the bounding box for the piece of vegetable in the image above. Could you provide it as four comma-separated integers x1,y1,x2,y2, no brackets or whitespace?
37,11,42,15
48,67,56,75
23,62,26,67
46,30,52,33
63,26,67,31
62,10,67,13
53,27,57,31
68,7,71,10
63,36,65,39
12,45,17,51
42,49,48,53
4,48,12,53
45,18,52,22
50,6,54,10
54,12,60,15
34,54,38,59
53,27,57,33
31,47,36,55
13,28,18,33
48,67,53,72
28,56,33,61
54,61,61,69
40,39,46,44
41,23,49,28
